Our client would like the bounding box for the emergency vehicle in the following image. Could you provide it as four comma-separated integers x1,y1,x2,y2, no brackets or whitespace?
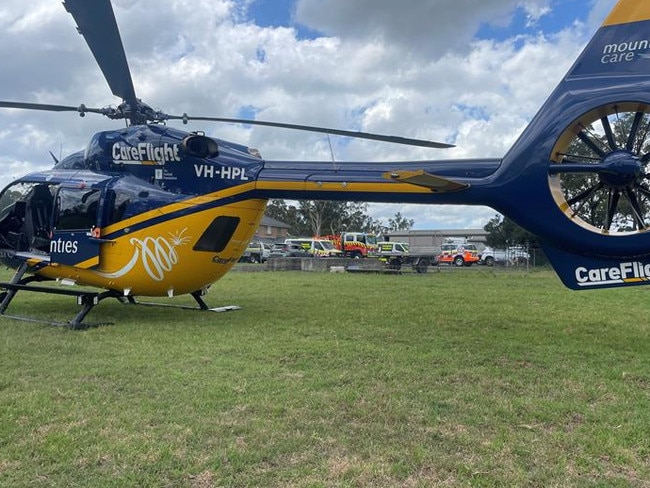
285,238,343,257
376,241,437,273
437,238,480,267
377,241,410,268
319,232,378,258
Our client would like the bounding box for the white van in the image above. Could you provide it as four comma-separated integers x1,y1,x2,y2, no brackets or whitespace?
285,238,343,257
377,241,410,255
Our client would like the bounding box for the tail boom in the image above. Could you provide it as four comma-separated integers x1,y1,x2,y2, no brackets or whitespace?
254,158,500,205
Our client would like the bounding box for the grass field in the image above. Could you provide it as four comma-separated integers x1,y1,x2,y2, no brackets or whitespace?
0,266,649,487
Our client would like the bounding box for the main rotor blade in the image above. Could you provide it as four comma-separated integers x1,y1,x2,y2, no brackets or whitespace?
0,101,79,112
169,115,454,148
0,100,105,115
63,0,137,108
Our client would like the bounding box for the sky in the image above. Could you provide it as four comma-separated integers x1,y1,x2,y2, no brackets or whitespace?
0,0,618,230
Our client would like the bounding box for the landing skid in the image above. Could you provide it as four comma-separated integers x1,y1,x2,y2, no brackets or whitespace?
0,267,240,329
123,291,241,313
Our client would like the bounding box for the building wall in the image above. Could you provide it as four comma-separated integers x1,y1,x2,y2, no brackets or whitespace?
253,215,291,242
254,223,289,241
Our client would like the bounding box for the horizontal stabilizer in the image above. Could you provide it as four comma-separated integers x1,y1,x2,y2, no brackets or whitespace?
382,169,469,192
542,242,650,290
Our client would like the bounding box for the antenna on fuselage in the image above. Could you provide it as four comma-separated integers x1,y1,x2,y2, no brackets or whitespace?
327,134,337,170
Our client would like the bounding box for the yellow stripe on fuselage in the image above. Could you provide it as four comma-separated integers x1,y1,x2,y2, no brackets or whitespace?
254,180,433,195
96,176,430,246
101,182,258,236
603,0,650,26
33,175,432,294
76,256,99,270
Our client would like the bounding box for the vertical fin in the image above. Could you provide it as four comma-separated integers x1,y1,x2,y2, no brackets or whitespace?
566,0,650,81
503,0,650,163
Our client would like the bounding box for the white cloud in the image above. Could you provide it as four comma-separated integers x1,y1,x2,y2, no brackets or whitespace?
520,1,551,26
294,0,551,55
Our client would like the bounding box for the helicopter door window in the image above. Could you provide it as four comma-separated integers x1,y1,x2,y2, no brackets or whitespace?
106,190,131,225
55,188,101,231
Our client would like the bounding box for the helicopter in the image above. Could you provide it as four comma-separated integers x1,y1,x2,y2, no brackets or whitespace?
0,0,649,328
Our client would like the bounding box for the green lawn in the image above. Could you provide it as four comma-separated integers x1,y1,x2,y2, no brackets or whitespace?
0,267,649,487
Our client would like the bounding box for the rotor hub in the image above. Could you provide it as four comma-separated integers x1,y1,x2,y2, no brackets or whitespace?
599,150,643,188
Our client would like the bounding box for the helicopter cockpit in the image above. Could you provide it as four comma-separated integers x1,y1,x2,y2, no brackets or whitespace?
0,173,186,263
0,179,106,258
0,182,57,254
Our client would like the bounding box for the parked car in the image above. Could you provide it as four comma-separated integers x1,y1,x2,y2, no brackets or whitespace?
377,241,410,255
284,238,343,257
437,242,480,267
239,240,271,263
479,246,530,266
269,243,313,258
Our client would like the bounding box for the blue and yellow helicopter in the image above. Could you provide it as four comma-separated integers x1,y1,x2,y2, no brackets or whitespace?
0,0,649,327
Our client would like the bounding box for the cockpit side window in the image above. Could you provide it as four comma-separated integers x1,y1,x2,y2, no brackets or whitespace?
0,182,57,251
55,187,101,231
0,182,38,221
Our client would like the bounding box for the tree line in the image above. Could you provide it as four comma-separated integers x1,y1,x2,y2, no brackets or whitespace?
265,198,537,249
265,199,415,237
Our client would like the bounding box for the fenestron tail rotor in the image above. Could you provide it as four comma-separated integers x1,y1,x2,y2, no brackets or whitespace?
549,103,650,235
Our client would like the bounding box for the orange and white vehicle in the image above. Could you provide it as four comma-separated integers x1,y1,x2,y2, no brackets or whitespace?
437,239,480,267
319,232,378,258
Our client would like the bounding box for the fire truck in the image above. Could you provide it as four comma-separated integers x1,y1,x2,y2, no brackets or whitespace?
318,232,378,258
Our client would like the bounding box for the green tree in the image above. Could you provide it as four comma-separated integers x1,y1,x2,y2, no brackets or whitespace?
264,199,311,236
265,199,379,236
483,214,537,249
387,212,414,231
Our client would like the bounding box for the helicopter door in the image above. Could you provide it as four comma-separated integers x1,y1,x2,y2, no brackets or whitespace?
51,187,101,266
